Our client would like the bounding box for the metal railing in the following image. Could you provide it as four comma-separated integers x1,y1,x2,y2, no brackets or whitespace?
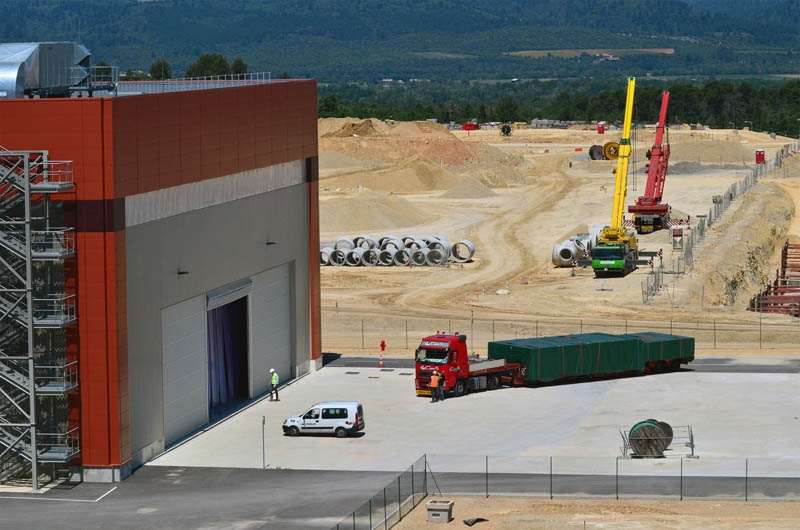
117,72,279,95
33,294,77,325
37,427,80,463
35,360,79,394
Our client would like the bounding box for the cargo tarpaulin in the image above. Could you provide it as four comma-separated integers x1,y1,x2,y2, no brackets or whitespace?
621,332,695,364
488,333,641,383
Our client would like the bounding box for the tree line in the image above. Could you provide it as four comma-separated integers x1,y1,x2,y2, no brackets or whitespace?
319,79,800,137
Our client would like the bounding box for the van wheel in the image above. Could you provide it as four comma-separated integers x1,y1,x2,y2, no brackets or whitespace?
335,427,348,438
453,380,466,397
487,376,499,390
286,426,300,437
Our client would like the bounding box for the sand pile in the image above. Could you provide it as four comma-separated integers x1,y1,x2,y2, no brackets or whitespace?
320,154,462,193
319,191,430,233
440,176,497,199
671,138,755,164
322,119,384,138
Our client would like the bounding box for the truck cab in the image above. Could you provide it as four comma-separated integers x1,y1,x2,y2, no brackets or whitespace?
414,333,468,397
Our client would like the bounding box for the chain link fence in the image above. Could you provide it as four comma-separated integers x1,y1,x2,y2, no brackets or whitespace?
332,455,427,530
332,454,800,528
322,313,800,355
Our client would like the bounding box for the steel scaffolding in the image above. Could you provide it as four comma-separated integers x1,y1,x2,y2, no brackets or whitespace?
0,149,79,490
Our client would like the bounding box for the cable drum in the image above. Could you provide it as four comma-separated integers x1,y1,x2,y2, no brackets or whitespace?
629,420,672,457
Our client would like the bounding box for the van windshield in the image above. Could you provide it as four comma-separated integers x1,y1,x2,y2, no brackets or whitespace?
416,347,448,364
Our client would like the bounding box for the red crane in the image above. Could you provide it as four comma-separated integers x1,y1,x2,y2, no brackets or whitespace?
628,91,671,234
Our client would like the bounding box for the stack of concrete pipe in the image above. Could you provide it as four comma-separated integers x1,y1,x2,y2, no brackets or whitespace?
321,234,475,267
551,226,604,267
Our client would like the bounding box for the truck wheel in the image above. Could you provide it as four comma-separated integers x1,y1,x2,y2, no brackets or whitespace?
335,427,348,438
454,380,466,397
487,376,499,390
286,426,300,437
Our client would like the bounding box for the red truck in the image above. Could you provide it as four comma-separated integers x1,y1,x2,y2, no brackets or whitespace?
414,333,523,398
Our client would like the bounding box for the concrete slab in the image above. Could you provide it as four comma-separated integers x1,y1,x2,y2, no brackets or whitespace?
149,360,800,478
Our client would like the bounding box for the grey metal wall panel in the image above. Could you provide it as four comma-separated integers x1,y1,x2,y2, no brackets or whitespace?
161,296,208,446
249,265,292,396
126,178,312,468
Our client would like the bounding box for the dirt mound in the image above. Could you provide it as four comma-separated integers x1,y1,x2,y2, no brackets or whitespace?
321,118,389,138
440,176,497,199
319,151,386,173
692,182,794,308
320,154,462,193
320,191,431,233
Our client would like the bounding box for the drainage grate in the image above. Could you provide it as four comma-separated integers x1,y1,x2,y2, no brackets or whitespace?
345,371,360,375
380,368,395,372
399,372,414,376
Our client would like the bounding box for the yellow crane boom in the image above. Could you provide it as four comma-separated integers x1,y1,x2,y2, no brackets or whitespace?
601,76,636,243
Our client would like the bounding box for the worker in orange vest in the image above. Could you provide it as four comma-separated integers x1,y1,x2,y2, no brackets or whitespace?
429,371,440,403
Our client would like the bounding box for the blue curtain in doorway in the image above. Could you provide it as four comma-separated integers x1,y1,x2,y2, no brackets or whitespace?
207,297,248,421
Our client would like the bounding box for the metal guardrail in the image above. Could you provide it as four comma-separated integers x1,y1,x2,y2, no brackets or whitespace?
37,427,80,463
33,294,77,326
35,360,79,394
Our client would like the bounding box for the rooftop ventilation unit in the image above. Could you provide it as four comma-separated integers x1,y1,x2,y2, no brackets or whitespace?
0,42,118,99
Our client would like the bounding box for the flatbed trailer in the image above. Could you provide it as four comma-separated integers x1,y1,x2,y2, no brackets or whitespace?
415,331,694,398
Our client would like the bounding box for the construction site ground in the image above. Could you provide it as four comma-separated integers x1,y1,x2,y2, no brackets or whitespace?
318,119,800,529
319,119,800,352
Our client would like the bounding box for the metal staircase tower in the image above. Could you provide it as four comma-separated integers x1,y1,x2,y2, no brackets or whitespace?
0,148,79,490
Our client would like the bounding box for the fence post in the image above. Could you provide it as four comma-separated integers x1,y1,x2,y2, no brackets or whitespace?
485,455,489,498
384,487,388,527
398,476,402,519
580,319,583,334
406,320,408,349
361,320,364,350
745,458,748,502
615,457,619,500
680,458,683,501
549,456,553,499
369,498,372,529
714,320,716,349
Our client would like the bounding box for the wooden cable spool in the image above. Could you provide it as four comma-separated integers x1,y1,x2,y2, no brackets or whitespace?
602,141,620,160
629,419,671,457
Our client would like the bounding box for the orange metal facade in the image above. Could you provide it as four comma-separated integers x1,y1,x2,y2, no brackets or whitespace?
0,80,320,473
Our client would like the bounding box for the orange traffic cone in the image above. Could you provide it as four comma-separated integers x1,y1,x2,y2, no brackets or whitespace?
379,354,384,368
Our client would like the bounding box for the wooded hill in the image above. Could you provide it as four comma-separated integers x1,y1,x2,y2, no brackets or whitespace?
1,0,798,82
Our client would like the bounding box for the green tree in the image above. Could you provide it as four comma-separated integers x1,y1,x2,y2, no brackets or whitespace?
279,71,291,79
186,53,231,78
319,93,344,117
494,96,520,122
231,57,248,75
149,58,172,80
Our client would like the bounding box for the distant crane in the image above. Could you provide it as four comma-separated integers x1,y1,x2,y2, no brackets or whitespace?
628,91,672,234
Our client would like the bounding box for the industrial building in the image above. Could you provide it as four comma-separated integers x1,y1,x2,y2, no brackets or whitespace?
0,42,321,488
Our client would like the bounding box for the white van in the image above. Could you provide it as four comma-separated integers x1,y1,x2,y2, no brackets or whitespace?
282,401,365,438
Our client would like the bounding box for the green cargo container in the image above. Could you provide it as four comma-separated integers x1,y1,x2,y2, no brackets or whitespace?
487,332,695,384
620,332,695,365
488,333,642,384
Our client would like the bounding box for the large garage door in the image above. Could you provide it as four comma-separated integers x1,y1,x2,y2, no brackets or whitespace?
161,296,207,446
249,264,292,396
